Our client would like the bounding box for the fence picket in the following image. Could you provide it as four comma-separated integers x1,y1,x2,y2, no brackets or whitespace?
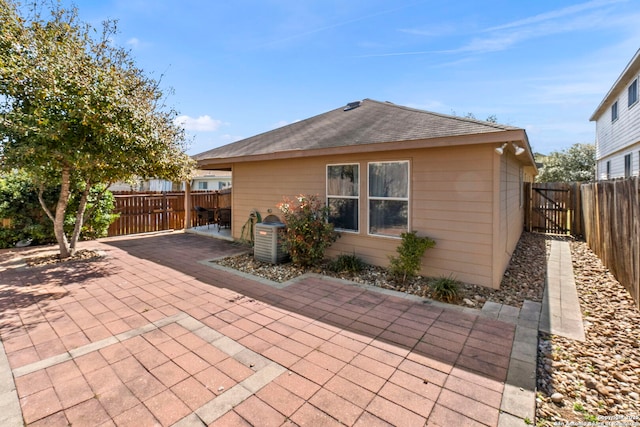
581,177,640,309
107,189,231,237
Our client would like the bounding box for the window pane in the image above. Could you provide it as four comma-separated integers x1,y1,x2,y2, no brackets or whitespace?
612,102,618,121
369,200,407,237
369,162,408,198
629,80,638,107
625,154,632,177
328,198,358,231
328,165,359,196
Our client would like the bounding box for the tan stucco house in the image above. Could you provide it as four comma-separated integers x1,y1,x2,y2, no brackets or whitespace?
194,99,537,289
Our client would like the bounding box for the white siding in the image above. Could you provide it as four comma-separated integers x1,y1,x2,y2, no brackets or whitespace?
597,143,640,179
594,70,640,179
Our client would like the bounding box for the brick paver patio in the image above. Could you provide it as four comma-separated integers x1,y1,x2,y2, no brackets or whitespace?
0,232,518,426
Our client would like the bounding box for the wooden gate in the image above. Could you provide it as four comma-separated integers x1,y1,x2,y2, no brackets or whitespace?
525,182,582,236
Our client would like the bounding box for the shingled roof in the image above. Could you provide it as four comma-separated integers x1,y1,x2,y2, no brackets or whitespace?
194,99,528,166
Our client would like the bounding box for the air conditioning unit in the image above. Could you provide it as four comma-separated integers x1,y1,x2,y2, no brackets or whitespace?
254,222,288,264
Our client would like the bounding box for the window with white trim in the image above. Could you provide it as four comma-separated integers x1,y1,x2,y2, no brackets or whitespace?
327,164,359,232
612,101,618,122
368,161,409,237
629,79,638,108
625,154,632,178
197,181,208,190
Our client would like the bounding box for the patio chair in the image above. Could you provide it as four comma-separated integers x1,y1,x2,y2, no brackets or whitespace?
195,206,215,228
216,207,231,231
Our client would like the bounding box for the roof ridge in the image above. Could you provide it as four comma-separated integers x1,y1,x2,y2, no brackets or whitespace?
362,98,514,131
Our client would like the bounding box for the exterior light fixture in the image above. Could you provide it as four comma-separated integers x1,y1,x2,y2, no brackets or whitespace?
512,143,525,156
495,143,507,155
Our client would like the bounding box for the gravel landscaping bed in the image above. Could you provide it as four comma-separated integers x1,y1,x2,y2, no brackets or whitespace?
535,240,640,425
216,231,549,309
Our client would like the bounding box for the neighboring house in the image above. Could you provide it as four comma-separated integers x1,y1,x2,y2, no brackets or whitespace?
590,48,640,180
190,170,232,191
108,178,180,192
108,171,232,192
194,99,537,289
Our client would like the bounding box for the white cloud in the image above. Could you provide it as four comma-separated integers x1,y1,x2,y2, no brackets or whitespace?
271,119,299,129
126,37,141,48
484,0,626,32
444,0,629,55
175,115,224,132
221,134,244,142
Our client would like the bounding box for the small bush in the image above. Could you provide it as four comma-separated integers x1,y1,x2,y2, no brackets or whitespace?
430,275,460,303
388,231,435,283
329,253,364,273
0,171,117,248
278,194,339,267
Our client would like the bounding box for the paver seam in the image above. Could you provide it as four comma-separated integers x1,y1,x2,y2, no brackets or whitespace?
206,255,535,426
7,311,287,426
0,336,22,427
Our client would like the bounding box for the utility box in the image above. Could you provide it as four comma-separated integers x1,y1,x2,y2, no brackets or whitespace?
254,222,288,264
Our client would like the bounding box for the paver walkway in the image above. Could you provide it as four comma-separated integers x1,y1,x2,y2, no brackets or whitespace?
539,240,585,341
1,232,530,426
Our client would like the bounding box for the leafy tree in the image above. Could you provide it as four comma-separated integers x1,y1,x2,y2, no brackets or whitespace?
452,111,498,123
0,1,194,257
536,143,595,183
0,170,117,248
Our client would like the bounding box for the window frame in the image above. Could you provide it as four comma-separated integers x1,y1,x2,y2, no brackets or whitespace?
326,163,360,233
611,100,618,122
628,78,638,108
624,153,632,178
606,160,611,180
367,160,410,238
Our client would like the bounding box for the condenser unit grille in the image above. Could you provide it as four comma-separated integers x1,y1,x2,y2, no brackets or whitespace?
254,223,288,264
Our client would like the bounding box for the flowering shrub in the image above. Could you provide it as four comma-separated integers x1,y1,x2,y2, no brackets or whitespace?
278,194,339,267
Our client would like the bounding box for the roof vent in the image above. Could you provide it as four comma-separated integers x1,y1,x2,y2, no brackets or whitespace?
344,101,361,111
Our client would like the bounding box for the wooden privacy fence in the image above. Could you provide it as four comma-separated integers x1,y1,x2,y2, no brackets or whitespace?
524,182,583,236
107,189,231,237
581,178,640,309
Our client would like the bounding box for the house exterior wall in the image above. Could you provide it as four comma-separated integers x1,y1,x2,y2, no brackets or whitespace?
230,143,527,288
493,150,527,286
593,64,640,180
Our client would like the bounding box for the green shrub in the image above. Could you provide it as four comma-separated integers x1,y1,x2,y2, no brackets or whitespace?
0,170,117,248
329,253,365,273
278,194,339,267
388,231,435,283
430,274,460,303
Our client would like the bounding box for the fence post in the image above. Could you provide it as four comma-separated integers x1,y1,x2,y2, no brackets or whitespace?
184,182,191,229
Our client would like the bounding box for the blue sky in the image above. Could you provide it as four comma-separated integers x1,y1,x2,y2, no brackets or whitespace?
56,0,640,155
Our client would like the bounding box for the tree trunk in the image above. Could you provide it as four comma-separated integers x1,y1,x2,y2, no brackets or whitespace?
53,167,72,258
69,181,91,252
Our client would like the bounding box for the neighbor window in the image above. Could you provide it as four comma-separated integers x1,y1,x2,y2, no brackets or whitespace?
368,161,409,237
197,182,208,190
327,164,359,232
629,79,638,107
611,101,618,122
606,160,611,180
625,154,632,178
